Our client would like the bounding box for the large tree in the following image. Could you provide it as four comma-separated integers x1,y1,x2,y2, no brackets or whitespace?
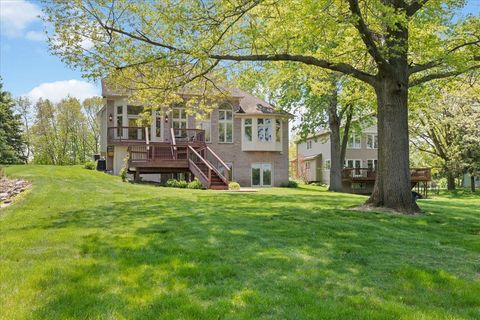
0,82,26,164
43,0,480,213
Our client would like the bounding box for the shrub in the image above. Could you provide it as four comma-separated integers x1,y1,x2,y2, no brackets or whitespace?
187,178,203,189
282,180,299,188
166,179,188,188
120,167,128,182
228,181,240,190
83,161,96,170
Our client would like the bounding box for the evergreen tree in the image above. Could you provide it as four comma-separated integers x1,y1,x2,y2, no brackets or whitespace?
0,82,26,164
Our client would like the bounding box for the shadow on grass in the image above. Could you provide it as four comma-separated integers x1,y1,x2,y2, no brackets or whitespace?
30,191,480,319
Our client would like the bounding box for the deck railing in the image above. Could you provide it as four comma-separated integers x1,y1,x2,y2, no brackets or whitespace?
342,167,431,181
108,127,147,142
171,128,205,143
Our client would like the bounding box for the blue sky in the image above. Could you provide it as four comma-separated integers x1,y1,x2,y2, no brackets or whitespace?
0,0,479,102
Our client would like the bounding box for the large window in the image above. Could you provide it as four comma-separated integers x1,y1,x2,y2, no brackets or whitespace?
367,134,378,149
344,159,362,168
244,118,252,142
252,163,272,187
218,105,233,143
127,105,143,140
196,113,211,143
257,118,272,142
172,107,187,129
348,133,361,149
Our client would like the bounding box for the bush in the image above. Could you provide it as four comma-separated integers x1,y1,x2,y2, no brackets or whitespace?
166,179,188,188
83,161,96,170
282,180,299,188
228,181,240,190
119,167,128,182
187,178,203,189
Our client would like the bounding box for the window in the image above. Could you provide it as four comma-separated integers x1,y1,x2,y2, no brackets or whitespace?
325,159,331,170
127,105,143,115
306,140,313,150
367,134,378,149
252,163,272,187
218,105,233,143
155,116,162,138
275,119,281,143
244,118,252,142
116,105,123,137
257,118,273,142
172,107,187,129
348,133,361,149
196,113,211,143
367,159,378,170
344,159,362,168
305,161,311,170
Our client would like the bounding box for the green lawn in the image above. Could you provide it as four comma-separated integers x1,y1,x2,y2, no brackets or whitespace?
1,165,479,319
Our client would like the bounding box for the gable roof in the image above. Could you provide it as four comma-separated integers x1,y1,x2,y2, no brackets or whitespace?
101,80,291,117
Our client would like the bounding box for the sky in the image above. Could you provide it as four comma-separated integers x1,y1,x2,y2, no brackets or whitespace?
0,0,479,103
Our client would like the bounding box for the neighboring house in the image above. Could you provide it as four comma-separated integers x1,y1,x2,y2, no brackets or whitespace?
98,83,291,188
463,174,480,188
292,125,379,193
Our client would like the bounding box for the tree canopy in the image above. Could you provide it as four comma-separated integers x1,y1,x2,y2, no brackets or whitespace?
42,0,480,213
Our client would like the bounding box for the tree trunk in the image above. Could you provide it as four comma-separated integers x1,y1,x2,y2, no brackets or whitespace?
447,172,456,190
471,175,476,193
367,74,419,214
328,88,342,192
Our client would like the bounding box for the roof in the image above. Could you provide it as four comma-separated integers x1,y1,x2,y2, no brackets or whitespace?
101,80,292,117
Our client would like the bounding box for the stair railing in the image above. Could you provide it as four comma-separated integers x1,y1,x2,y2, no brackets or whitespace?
170,128,177,159
187,145,212,188
205,146,230,185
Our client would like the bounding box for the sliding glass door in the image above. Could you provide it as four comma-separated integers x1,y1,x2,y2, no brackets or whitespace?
252,163,272,187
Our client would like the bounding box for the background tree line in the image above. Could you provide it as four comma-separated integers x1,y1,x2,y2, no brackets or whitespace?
0,81,102,165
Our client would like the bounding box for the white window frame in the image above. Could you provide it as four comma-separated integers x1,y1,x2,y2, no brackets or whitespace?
251,163,273,187
152,110,164,142
367,159,378,170
172,107,188,130
367,134,378,149
218,105,233,143
257,118,273,142
325,159,331,170
348,133,361,149
306,140,312,150
244,118,253,142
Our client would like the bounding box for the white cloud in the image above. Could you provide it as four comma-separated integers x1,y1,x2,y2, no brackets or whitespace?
25,30,45,41
0,0,41,37
25,80,100,103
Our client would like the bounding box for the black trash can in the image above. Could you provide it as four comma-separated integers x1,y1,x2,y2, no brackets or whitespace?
93,154,101,161
96,159,106,171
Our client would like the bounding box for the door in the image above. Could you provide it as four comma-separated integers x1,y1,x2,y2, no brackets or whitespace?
151,111,163,142
252,163,272,187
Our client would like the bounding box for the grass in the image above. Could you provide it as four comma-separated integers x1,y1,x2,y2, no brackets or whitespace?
0,165,479,320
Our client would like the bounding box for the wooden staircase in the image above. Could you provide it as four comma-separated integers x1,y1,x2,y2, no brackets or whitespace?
127,128,229,190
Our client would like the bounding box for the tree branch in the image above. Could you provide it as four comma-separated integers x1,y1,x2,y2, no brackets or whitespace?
409,64,480,87
209,53,375,85
347,0,388,68
406,0,429,17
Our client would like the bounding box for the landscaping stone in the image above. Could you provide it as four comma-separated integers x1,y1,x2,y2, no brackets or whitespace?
0,177,30,208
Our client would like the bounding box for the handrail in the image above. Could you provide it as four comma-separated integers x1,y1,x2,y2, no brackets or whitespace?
170,128,177,159
206,146,230,172
188,159,209,187
188,145,214,171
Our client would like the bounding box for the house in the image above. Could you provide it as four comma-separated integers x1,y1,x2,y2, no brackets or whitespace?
97,84,291,189
292,124,432,195
292,125,378,193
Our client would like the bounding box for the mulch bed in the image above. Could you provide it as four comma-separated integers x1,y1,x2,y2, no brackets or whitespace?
0,177,30,208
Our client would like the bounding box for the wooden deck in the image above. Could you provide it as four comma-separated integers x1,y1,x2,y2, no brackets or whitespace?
115,127,230,189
